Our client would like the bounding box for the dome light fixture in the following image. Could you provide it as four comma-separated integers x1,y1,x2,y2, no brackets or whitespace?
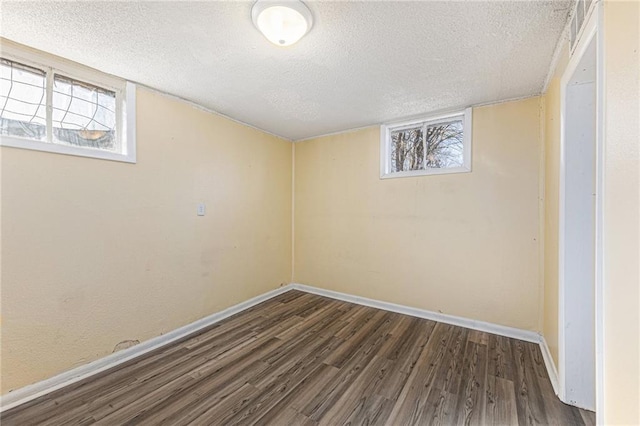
251,0,313,47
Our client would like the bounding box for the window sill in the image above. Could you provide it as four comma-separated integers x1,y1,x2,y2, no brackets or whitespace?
0,136,136,163
380,166,471,179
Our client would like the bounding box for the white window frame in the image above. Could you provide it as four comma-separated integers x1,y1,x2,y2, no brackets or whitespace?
380,108,472,179
0,44,136,163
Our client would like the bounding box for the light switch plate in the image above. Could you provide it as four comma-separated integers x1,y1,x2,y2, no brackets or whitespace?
197,203,206,216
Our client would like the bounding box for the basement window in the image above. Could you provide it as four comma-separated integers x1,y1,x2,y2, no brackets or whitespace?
0,48,136,163
380,108,471,178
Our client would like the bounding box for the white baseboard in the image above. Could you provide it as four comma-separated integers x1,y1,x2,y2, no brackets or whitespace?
0,284,294,412
539,336,560,397
290,283,541,344
2,282,560,414
291,283,566,405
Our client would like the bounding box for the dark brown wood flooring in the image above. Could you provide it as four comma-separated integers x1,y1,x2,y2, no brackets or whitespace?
1,290,595,425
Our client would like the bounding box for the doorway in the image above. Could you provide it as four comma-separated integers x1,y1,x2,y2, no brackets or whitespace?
558,21,599,412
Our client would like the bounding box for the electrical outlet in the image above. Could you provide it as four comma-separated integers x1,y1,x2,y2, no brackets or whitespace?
197,203,206,216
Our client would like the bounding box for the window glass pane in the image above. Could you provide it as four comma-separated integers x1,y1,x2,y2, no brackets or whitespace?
390,126,424,172
585,0,593,14
576,0,585,34
0,58,47,141
425,119,464,169
52,74,116,151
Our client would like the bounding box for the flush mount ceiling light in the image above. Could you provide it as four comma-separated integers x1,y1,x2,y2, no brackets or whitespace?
251,0,313,47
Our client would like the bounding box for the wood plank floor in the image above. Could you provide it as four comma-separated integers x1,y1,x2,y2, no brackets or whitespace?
1,290,595,425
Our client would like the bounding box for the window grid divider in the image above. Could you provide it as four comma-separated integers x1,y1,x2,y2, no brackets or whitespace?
422,123,428,171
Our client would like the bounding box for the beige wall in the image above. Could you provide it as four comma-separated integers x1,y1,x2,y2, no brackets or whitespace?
540,2,640,422
294,98,543,331
542,44,570,368
3,7,638,419
0,87,293,393
540,1,640,421
602,1,639,423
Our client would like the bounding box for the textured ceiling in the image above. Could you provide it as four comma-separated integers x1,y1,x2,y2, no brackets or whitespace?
0,1,570,140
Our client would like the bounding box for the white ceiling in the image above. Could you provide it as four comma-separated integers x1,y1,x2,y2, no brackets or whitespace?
0,1,570,141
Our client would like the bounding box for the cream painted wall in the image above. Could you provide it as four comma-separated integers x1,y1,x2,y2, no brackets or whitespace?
540,2,640,421
542,43,570,368
602,1,639,423
294,98,543,331
0,87,292,393
2,8,637,418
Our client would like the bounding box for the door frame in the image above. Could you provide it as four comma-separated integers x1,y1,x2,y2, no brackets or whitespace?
558,0,604,419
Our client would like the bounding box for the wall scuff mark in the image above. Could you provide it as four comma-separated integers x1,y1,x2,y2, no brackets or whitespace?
112,340,140,353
